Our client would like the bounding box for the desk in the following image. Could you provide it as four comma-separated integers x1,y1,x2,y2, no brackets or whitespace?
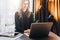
16,32,60,40
0,32,59,40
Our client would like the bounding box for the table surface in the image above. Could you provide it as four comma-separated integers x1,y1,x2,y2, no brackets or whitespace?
16,32,60,40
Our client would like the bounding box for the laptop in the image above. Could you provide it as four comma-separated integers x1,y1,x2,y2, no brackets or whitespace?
29,22,53,38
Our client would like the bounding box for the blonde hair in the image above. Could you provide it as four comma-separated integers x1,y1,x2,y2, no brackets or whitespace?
17,0,31,19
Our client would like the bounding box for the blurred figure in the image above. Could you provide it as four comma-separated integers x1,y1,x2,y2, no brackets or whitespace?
15,0,33,33
35,0,51,22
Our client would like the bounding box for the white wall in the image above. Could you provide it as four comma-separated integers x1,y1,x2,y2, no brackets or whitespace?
0,0,33,33
0,0,7,32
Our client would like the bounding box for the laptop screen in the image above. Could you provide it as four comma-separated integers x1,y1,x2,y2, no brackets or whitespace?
29,22,53,38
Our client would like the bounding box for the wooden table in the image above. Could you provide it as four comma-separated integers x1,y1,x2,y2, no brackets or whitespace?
48,32,60,40
0,32,59,40
17,32,60,40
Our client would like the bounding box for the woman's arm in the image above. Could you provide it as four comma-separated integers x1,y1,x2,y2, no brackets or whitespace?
29,13,33,28
24,13,33,33
15,12,24,33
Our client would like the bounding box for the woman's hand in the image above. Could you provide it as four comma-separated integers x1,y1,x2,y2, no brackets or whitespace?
24,29,30,33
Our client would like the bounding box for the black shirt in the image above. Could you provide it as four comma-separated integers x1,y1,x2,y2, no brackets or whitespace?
15,11,33,33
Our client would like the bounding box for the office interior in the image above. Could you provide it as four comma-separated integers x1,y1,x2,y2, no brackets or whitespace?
0,0,60,40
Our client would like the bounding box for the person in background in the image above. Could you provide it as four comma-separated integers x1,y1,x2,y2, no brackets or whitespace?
35,0,51,22
15,0,33,33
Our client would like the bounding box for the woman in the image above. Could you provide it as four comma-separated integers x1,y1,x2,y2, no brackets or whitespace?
15,0,33,33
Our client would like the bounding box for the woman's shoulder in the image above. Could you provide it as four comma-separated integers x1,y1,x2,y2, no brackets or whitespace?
15,11,20,18
15,11,19,15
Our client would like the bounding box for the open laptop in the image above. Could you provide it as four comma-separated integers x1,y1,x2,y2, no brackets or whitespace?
29,22,53,38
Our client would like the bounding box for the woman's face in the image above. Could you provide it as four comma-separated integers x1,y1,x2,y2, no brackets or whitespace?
22,0,29,11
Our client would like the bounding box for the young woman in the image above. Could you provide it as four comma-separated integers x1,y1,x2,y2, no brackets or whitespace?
15,0,33,33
